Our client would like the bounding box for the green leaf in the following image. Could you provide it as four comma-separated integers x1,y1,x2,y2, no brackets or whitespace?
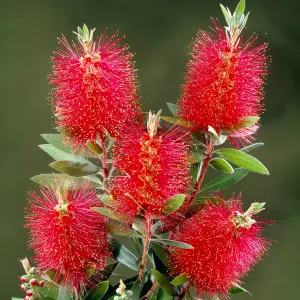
201,168,249,192
41,134,72,153
149,293,157,300
230,283,251,295
157,288,173,300
112,240,139,271
215,148,269,175
152,270,175,296
49,160,100,177
234,116,259,130
235,0,246,22
92,207,129,223
170,274,189,286
31,173,101,188
220,4,231,25
107,220,141,237
39,144,90,164
45,268,64,284
208,125,219,141
209,158,234,174
163,194,185,214
152,243,169,265
84,264,97,279
86,281,109,300
98,194,114,206
152,239,193,249
87,141,103,154
41,298,56,300
132,215,146,235
166,103,178,117
214,134,228,146
131,271,149,299
102,260,118,278
57,284,73,300
241,142,264,153
160,116,192,128
188,152,206,164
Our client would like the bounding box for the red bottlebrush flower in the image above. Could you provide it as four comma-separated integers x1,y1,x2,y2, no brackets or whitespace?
110,112,190,219
25,184,110,289
50,25,141,148
168,195,271,298
178,23,268,145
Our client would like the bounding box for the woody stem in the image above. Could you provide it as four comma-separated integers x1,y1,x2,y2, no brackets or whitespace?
138,216,152,281
188,138,214,205
100,137,109,184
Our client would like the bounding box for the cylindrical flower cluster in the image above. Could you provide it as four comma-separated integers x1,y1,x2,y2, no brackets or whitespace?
178,23,268,145
110,113,190,219
50,27,141,148
25,185,110,289
168,195,271,298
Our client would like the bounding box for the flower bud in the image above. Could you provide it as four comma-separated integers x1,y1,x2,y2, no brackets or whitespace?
147,110,161,138
20,284,26,291
30,278,38,286
26,290,33,296
20,258,31,273
39,281,45,287
20,276,27,283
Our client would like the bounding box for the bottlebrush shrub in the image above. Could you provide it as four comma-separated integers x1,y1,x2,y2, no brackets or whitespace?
14,1,273,300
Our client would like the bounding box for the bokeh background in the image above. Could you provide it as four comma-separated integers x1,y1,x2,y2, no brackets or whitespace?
1,0,299,299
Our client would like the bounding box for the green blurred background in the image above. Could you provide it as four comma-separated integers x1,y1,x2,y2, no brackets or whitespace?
1,0,299,298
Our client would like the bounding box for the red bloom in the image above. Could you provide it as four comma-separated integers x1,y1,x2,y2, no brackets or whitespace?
110,118,190,219
168,195,271,298
178,23,268,145
50,28,140,147
25,185,110,289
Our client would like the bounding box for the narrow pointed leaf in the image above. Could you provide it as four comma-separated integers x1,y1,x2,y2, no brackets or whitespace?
86,281,109,300
112,240,139,271
160,116,193,128
166,103,178,116
152,243,169,265
235,0,246,21
209,158,234,174
230,283,252,295
92,207,129,223
208,125,219,141
157,288,173,300
152,270,175,296
234,116,259,130
107,220,141,237
39,144,89,164
170,274,189,286
87,141,103,154
201,168,249,192
188,152,206,164
131,271,149,299
58,284,73,300
153,239,193,249
220,4,231,25
101,261,118,281
50,160,100,177
163,194,185,214
241,142,264,153
41,134,72,153
215,148,269,175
